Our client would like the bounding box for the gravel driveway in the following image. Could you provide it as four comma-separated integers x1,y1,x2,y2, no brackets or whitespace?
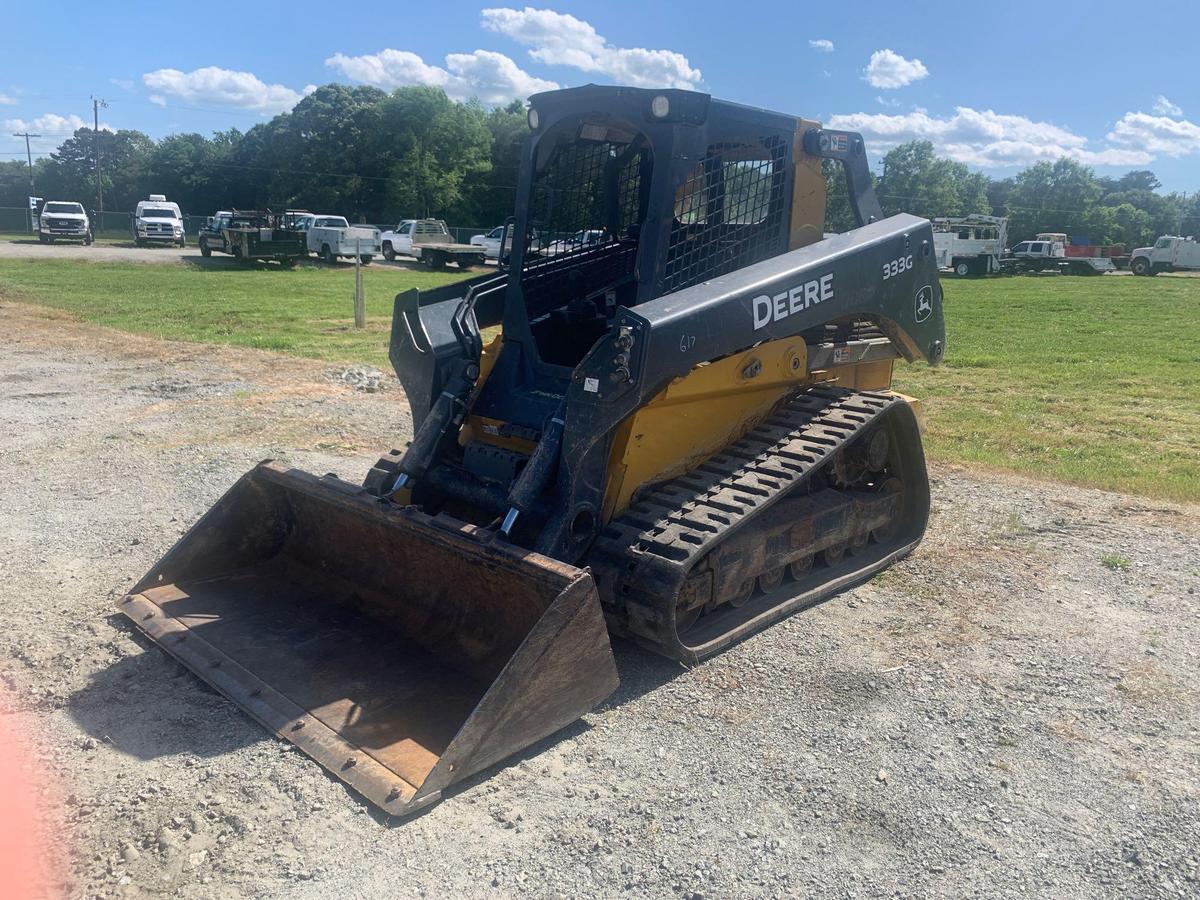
0,237,490,271
1,300,1197,899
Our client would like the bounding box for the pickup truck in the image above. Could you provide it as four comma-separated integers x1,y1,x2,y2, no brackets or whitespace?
380,218,483,269
1005,236,1115,275
133,194,185,247
197,210,306,265
304,215,380,264
470,224,543,260
38,201,92,244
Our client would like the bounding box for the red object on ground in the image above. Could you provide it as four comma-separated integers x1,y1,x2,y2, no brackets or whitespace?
0,700,59,898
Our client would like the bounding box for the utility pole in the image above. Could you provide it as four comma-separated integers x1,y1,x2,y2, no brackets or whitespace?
91,96,108,223
11,131,40,193
12,132,41,233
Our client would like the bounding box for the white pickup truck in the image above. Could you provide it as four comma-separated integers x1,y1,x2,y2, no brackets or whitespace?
1006,234,1115,275
301,215,380,264
380,219,484,268
38,201,92,244
1130,235,1200,276
133,195,185,247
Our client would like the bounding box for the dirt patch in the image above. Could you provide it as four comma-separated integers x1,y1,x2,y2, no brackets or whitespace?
1,301,1198,898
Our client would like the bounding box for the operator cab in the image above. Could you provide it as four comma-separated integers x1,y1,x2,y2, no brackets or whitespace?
473,85,804,427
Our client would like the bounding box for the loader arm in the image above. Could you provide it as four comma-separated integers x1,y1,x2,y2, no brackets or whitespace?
536,214,944,560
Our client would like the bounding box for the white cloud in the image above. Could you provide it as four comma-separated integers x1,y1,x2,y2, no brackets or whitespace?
0,93,16,106
3,113,111,135
863,49,928,89
1151,95,1182,117
875,95,899,108
828,106,1154,168
142,66,305,114
808,39,834,52
109,78,134,92
325,48,557,105
481,7,701,89
1108,111,1200,158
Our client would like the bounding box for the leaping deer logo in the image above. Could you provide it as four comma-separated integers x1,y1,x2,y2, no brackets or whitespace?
915,285,933,323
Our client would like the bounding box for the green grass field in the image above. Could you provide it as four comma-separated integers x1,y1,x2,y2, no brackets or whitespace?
0,258,470,366
893,274,1199,502
0,258,1196,503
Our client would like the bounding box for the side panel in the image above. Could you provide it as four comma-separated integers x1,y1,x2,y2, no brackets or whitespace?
602,336,809,521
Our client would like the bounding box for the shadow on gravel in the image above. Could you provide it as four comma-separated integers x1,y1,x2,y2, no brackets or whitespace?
386,637,682,826
67,613,267,762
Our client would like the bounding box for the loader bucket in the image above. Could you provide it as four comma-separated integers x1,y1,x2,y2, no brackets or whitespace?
119,462,618,817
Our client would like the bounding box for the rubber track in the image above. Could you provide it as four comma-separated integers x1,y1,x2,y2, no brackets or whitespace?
597,387,899,564
589,387,909,655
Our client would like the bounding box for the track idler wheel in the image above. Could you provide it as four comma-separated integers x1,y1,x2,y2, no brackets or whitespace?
675,603,701,633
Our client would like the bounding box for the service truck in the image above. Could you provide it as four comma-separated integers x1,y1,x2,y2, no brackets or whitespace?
197,209,306,265
1130,235,1200,275
305,215,380,264
931,215,1005,275
38,201,92,244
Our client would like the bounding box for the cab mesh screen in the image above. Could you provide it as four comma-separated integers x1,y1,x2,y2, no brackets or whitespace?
520,134,648,318
663,138,789,294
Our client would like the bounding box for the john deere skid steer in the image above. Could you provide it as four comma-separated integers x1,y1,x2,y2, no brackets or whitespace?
121,85,944,816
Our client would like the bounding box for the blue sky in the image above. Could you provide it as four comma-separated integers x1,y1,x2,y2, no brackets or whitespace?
5,0,1199,190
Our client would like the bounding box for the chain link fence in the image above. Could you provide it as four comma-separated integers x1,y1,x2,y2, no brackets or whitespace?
0,208,493,245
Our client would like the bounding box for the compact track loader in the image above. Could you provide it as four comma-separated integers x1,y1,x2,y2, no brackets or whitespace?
121,85,945,816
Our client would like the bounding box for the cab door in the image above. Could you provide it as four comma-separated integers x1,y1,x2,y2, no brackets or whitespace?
396,221,414,254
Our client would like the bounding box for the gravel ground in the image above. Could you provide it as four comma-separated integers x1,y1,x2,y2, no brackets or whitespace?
0,237,490,271
1,300,1197,899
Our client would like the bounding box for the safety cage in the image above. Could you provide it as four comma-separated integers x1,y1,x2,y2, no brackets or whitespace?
506,88,800,370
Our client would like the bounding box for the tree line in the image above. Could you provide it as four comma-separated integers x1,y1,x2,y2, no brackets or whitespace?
2,82,1197,246
0,85,524,228
825,141,1200,247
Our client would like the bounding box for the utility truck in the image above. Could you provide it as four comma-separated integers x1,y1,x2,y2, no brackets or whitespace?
38,201,92,244
931,215,1005,275
1130,235,1200,275
305,215,380,265
133,195,185,247
198,209,306,265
